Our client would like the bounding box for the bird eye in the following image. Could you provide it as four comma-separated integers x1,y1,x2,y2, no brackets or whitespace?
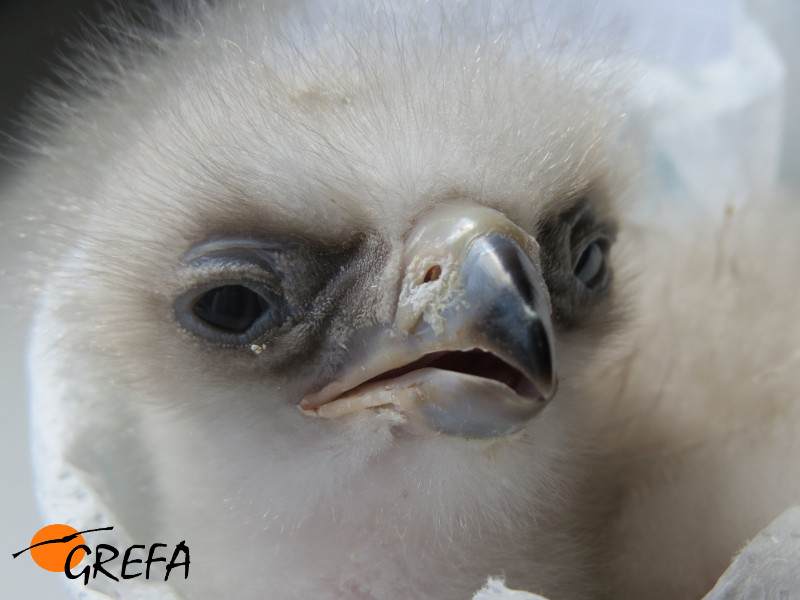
175,280,288,344
193,285,271,333
573,240,608,289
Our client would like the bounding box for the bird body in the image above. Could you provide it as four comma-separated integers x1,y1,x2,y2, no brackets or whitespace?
10,1,800,599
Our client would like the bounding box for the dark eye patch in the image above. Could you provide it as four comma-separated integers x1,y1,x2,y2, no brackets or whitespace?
536,197,616,328
173,236,364,348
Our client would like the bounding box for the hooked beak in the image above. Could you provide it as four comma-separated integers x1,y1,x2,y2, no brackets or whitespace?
300,205,556,438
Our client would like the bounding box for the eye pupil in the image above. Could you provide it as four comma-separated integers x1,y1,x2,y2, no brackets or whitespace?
193,285,270,333
574,241,606,288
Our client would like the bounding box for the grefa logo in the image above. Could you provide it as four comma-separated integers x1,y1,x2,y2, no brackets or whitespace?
12,524,190,585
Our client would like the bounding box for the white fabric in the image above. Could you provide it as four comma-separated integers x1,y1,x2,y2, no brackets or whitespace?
625,6,784,222
470,507,800,600
703,507,800,600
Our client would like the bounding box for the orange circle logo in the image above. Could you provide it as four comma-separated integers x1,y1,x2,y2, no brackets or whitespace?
29,524,86,572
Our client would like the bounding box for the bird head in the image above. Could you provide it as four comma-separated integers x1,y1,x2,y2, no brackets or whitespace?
28,3,634,598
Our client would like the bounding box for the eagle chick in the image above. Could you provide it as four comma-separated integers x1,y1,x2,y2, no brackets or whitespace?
8,2,799,600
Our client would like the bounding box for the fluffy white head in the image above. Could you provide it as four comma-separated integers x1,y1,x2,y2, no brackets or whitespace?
21,2,644,599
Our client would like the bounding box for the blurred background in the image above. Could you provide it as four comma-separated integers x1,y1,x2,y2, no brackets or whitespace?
0,1,798,598
1,2,128,597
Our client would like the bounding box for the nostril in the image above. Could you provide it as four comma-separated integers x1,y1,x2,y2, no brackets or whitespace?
422,264,442,284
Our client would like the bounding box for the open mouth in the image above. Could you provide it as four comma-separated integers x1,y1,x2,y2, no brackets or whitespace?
360,350,540,399
300,349,542,419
